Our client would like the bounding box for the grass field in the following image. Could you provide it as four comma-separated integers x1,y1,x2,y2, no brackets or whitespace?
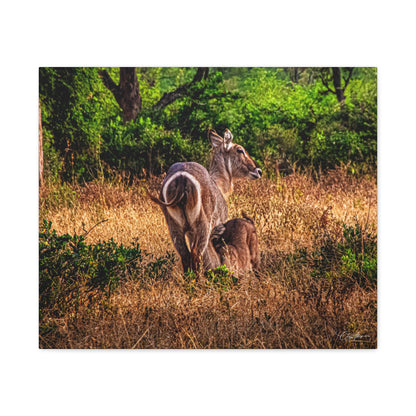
39,166,377,349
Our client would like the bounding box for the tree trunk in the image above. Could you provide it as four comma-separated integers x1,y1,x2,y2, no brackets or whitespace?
319,68,354,108
332,67,345,104
99,68,142,123
39,100,44,188
118,68,142,122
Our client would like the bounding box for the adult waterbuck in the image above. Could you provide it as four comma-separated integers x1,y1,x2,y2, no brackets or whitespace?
149,129,262,273
211,214,260,276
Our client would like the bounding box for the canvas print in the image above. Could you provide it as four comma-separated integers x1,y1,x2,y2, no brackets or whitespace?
39,67,377,349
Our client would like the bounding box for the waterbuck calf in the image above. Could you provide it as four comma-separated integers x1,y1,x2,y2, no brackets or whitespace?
211,215,260,275
149,129,262,273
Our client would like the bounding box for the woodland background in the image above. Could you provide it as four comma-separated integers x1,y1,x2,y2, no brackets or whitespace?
39,67,377,185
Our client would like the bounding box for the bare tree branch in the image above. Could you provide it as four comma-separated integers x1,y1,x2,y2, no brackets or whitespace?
319,68,336,94
98,70,120,100
153,67,209,111
342,67,354,89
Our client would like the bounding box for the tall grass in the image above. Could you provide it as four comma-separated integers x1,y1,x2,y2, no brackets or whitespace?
39,166,377,349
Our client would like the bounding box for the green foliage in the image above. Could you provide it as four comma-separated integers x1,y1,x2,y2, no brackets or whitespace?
144,251,176,280
339,224,377,286
309,129,374,169
40,67,117,182
39,220,175,317
288,223,377,290
182,264,238,296
101,115,206,176
205,265,238,291
40,67,377,183
183,270,198,296
166,67,376,173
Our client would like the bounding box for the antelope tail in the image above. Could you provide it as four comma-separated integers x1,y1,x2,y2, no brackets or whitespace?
147,189,185,207
241,211,254,224
147,176,188,207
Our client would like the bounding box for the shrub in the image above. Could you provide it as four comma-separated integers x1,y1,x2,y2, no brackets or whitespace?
339,224,377,286
39,220,175,317
287,223,377,290
309,130,371,169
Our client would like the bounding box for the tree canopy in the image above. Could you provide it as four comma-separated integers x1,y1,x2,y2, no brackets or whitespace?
39,67,377,183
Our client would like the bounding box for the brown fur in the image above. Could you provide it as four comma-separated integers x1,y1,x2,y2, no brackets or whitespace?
211,215,260,275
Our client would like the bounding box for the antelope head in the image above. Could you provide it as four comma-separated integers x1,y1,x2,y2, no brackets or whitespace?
208,129,262,181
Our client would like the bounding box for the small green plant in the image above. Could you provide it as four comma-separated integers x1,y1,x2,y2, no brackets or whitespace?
205,265,238,291
340,224,377,286
183,270,198,296
182,265,237,296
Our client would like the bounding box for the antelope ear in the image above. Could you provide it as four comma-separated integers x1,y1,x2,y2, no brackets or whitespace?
223,129,233,151
208,129,224,148
212,224,226,239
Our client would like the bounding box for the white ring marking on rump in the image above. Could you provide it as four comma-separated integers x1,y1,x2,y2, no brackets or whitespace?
162,171,202,227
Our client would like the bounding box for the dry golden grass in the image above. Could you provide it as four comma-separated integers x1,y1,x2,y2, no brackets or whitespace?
39,167,377,349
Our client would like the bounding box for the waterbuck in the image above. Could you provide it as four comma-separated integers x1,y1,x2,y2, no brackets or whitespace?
211,214,260,275
149,129,262,273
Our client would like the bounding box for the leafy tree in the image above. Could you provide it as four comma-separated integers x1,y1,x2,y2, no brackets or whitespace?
99,67,210,122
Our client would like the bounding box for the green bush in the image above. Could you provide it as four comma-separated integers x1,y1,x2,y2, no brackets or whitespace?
286,223,377,290
39,220,175,317
101,116,207,176
309,130,372,169
339,224,377,286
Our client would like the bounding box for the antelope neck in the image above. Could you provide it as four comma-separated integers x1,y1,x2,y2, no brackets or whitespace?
209,153,233,199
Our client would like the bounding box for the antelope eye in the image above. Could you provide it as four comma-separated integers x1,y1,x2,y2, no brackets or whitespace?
237,147,245,154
